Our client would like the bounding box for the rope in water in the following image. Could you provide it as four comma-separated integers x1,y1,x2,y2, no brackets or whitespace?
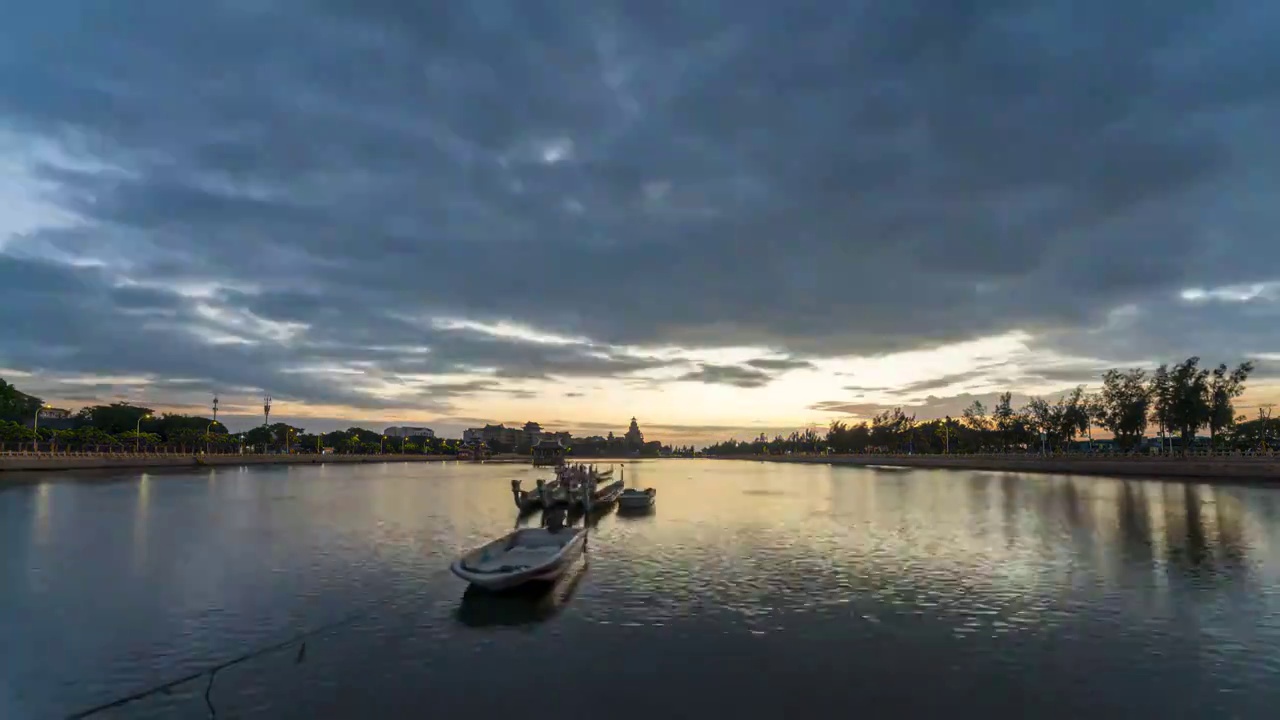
66,507,600,719
64,567,455,719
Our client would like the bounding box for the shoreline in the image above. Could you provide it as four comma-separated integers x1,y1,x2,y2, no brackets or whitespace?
712,454,1280,485
0,453,524,474
0,453,654,475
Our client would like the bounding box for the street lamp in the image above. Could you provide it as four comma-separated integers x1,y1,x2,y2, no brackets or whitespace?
135,413,153,453
33,404,50,452
380,435,385,454
206,421,218,455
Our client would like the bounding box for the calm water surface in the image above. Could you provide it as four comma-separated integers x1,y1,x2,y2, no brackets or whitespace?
4,460,1280,718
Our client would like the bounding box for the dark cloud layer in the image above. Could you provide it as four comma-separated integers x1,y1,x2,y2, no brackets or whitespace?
2,0,1279,411
678,363,773,389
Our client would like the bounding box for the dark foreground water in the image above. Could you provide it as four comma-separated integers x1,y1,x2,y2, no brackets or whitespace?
4,460,1280,718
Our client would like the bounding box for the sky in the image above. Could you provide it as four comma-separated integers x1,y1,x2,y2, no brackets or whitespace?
2,1,1280,445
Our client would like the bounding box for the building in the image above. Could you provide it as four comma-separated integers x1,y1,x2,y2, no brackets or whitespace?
462,422,575,449
27,407,76,431
625,417,644,450
384,426,435,439
464,423,521,447
522,421,543,446
532,437,566,466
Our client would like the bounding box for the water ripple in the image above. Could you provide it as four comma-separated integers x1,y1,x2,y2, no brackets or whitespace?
4,462,1280,718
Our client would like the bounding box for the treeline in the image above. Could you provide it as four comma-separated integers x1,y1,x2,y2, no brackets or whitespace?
704,357,1274,456
0,380,459,454
0,378,690,457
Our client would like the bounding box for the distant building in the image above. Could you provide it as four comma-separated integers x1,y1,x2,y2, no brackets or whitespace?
461,422,573,448
625,417,644,450
384,426,435,439
522,421,543,446
26,407,75,430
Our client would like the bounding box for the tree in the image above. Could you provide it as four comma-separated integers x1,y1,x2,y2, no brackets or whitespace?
992,392,1016,451
1166,357,1211,452
1149,364,1175,454
0,378,44,423
1023,397,1053,454
1209,361,1253,450
1056,386,1091,450
76,402,155,435
1098,368,1150,451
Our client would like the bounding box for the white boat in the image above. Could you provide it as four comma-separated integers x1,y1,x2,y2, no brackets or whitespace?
618,487,656,510
450,526,586,591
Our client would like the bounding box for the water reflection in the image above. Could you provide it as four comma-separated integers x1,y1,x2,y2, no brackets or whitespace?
7,461,1280,719
33,482,52,546
454,561,587,629
132,473,151,572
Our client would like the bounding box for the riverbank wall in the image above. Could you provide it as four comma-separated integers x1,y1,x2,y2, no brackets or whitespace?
0,453,531,474
715,453,1280,483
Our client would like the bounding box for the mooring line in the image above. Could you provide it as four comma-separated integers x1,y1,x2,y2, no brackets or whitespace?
67,568,454,719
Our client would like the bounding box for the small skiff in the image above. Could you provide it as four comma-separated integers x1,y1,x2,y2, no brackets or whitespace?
576,479,625,510
618,487,656,510
450,526,586,591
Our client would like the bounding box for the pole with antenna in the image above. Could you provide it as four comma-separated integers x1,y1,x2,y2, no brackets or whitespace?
263,396,272,454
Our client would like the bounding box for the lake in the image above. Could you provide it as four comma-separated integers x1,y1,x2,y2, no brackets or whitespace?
3,460,1280,718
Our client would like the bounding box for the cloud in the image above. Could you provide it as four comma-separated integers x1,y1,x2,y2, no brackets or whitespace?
677,364,773,389
812,391,1054,421
744,357,815,371
2,1,1279,423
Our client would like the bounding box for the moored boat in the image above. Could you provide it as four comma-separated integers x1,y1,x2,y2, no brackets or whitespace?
450,525,587,591
511,477,557,512
576,478,625,510
618,487,656,511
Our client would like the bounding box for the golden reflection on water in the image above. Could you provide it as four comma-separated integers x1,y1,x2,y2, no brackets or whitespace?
596,461,1279,626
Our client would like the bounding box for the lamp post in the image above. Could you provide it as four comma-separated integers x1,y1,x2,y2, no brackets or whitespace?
380,435,385,454
401,435,406,454
135,413,152,453
33,404,50,452
206,422,217,455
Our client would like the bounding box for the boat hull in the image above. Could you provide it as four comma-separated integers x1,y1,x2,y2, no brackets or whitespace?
450,529,586,592
618,488,656,510
576,479,625,510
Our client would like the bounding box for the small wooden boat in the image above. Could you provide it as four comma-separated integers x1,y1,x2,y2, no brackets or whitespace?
618,487,656,511
450,526,587,591
576,478,625,510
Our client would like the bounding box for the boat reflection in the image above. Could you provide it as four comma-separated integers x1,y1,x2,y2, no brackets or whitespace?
567,502,613,528
514,507,543,527
615,504,656,520
454,559,587,629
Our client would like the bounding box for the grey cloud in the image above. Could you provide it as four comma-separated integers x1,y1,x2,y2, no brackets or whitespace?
884,372,990,396
812,391,1067,421
2,0,1279,400
0,254,668,414
744,357,815,371
678,364,773,388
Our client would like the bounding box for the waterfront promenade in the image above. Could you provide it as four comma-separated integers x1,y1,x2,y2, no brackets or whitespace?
715,452,1280,484
0,452,529,473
